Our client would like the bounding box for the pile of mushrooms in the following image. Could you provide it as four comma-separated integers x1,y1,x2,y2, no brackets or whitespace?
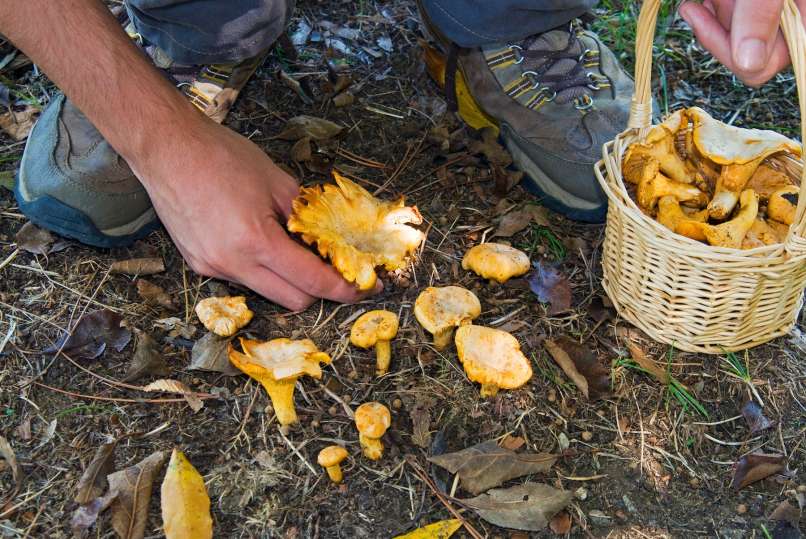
622,107,801,249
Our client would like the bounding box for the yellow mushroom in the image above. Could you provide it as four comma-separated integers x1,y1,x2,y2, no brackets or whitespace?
194,296,253,337
317,445,349,483
287,171,425,290
350,310,399,376
656,196,708,237
461,243,530,283
636,172,708,211
354,402,391,460
767,185,799,225
454,325,533,398
414,286,481,350
228,337,331,426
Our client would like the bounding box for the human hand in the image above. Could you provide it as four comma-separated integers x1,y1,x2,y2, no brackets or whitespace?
679,0,806,87
132,117,380,310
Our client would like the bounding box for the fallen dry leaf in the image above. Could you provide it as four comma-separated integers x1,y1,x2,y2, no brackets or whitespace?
71,489,117,536
544,338,610,399
46,309,131,360
731,453,787,490
108,450,168,539
290,136,312,162
161,448,213,539
461,482,572,531
0,435,23,500
276,115,343,141
428,440,558,495
528,262,571,315
110,257,165,275
741,401,774,435
144,379,204,412
124,330,170,383
626,342,670,385
393,519,462,539
549,511,572,534
0,105,39,141
136,279,175,310
189,332,239,376
75,440,117,504
15,221,54,255
494,204,550,238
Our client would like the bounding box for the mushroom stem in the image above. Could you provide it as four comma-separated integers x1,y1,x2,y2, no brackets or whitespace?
324,464,343,483
358,434,384,460
480,384,500,398
263,379,298,426
375,341,391,376
432,329,453,351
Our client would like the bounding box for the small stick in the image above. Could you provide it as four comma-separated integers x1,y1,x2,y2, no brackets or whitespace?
278,426,317,475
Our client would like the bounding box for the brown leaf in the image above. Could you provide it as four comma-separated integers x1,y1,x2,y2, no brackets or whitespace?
290,137,312,162
0,106,39,141
124,330,170,383
527,263,571,315
741,401,774,435
189,332,239,376
428,440,558,495
626,342,670,385
731,453,786,490
549,511,572,534
0,435,23,499
110,257,165,276
461,482,571,531
544,337,610,399
15,221,53,255
71,489,117,536
276,115,343,141
494,204,550,238
46,309,131,360
136,279,175,310
75,440,117,504
143,379,204,412
108,450,168,539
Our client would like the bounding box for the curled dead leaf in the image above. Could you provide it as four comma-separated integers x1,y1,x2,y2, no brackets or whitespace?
544,337,610,399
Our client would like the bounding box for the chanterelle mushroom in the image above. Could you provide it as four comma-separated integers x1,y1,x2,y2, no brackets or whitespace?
287,171,425,290
767,185,799,225
317,445,349,484
462,243,530,283
350,310,399,376
195,296,253,337
687,107,801,219
414,286,481,350
454,325,532,398
228,337,331,426
354,402,391,460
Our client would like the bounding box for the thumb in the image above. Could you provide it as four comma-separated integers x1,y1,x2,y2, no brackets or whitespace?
730,0,784,73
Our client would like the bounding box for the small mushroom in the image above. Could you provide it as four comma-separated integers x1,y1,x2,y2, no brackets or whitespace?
317,445,349,483
462,243,530,283
637,172,708,211
657,196,708,237
767,185,799,225
195,296,253,337
228,337,331,425
350,310,399,376
742,219,784,249
354,402,391,460
414,286,481,350
703,189,759,248
454,325,533,397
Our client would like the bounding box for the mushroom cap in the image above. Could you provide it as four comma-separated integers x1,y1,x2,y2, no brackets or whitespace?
194,296,254,337
461,243,531,283
414,286,481,335
354,402,391,438
317,445,349,467
350,310,399,348
287,171,425,290
689,107,801,165
228,337,331,382
454,325,532,390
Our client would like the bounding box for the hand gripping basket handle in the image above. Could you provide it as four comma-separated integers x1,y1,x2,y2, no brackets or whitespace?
628,0,806,243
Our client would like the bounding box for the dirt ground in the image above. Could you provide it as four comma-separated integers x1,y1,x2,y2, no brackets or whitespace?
1,1,805,538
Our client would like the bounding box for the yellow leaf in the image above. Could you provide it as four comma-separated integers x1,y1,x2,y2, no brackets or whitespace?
393,519,462,539
161,449,213,539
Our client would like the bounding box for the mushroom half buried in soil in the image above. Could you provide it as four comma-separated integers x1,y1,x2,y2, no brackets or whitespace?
461,243,531,283
454,325,532,398
287,171,425,291
228,337,331,426
194,296,253,337
414,286,481,350
354,402,391,460
350,310,399,376
317,445,349,483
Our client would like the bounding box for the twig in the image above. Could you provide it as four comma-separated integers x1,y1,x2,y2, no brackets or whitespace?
278,426,317,474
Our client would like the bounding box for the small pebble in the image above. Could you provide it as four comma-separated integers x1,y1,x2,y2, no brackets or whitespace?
581,430,593,442
392,398,403,410
736,504,748,515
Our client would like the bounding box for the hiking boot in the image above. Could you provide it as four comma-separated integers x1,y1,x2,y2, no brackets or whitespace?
15,31,270,248
421,14,635,222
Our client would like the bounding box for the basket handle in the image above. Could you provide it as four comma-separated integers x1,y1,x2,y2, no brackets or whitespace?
628,0,806,242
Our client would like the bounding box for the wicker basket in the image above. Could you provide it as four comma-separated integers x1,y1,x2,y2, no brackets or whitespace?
595,0,806,353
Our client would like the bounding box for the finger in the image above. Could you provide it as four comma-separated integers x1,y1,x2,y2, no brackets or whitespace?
239,264,317,311
730,0,784,74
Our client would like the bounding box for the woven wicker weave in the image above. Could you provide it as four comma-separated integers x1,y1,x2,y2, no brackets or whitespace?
595,0,806,353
